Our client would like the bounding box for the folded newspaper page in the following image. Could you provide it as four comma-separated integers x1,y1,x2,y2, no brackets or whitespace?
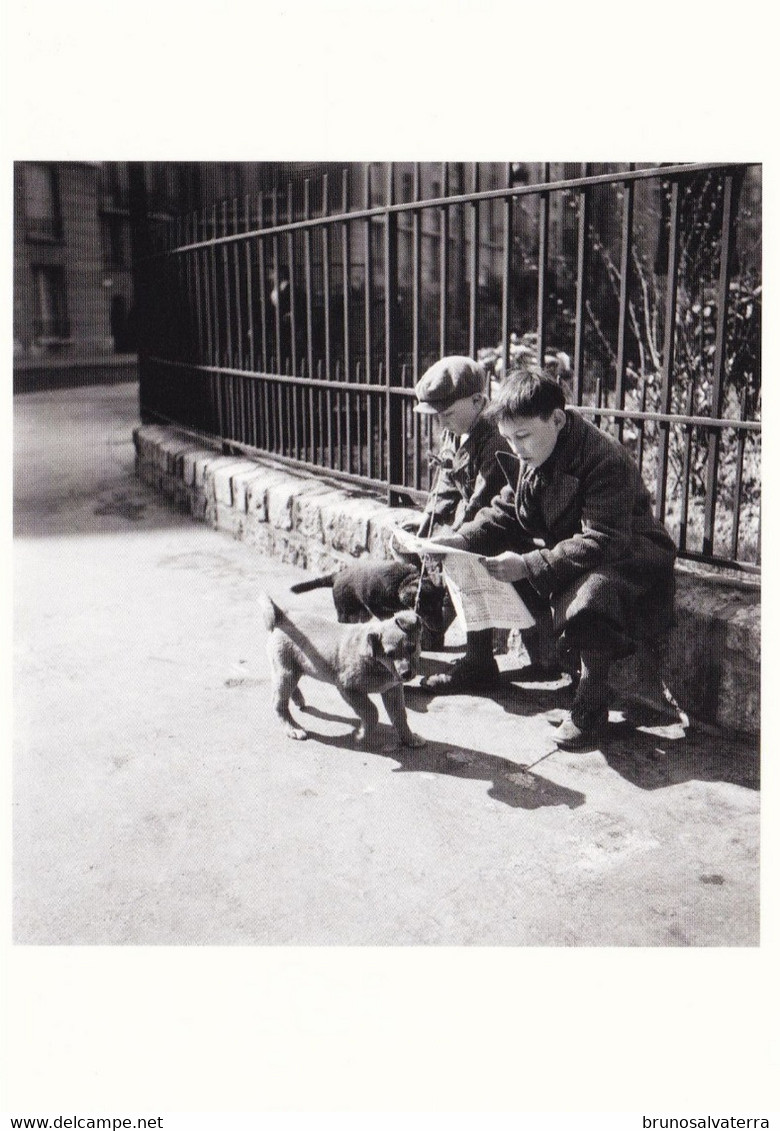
392,530,535,633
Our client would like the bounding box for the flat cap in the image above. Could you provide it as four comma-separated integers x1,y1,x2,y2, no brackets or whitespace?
413,356,485,414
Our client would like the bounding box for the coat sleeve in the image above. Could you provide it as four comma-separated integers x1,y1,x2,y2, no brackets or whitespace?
452,428,514,530
418,470,461,537
522,452,638,598
454,483,528,554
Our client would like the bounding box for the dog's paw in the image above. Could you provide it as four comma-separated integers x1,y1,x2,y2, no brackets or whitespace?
384,732,426,751
284,725,309,741
403,732,427,748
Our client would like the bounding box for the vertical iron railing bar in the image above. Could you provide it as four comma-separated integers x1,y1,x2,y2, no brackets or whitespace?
678,380,697,553
191,215,206,379
257,194,269,375
322,173,332,383
335,359,343,471
412,387,421,491
220,200,233,439
285,180,300,460
208,203,224,442
350,367,358,475
500,163,513,380
439,161,449,356
410,163,422,494
637,375,648,473
729,387,749,561
244,195,255,372
260,200,273,448
286,179,298,383
342,172,352,471
361,165,373,477
246,196,259,446
201,206,214,369
233,201,243,437
654,177,682,523
385,162,402,504
322,173,333,466
572,162,589,405
303,178,315,393
703,171,738,556
273,183,283,454
364,164,373,384
342,167,351,383
233,198,244,372
614,174,635,440
537,162,550,373
187,214,204,428
221,200,233,369
271,185,282,376
468,162,479,362
303,178,315,464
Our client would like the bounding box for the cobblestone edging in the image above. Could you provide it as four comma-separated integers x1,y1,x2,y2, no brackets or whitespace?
134,424,760,736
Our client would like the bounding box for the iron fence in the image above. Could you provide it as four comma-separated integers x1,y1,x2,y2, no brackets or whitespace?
135,161,761,573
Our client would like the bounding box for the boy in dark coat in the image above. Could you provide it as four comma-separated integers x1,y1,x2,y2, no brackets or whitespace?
431,367,677,746
403,355,515,690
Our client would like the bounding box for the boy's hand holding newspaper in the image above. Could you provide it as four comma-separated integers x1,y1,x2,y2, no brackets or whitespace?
391,529,534,633
480,551,530,583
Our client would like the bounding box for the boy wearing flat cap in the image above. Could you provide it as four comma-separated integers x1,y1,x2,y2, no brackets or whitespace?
404,355,514,691
430,366,677,746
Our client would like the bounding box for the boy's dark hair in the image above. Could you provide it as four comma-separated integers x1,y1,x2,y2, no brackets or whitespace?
486,365,567,422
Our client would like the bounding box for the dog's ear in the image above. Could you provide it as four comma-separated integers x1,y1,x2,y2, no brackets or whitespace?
394,611,420,635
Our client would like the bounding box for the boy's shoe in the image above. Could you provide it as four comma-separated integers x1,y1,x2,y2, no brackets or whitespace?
419,655,502,693
552,705,609,749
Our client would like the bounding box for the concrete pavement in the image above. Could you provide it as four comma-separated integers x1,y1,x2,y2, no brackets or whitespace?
13,382,760,945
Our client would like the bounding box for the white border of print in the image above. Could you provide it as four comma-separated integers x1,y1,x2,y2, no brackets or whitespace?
2,0,777,1120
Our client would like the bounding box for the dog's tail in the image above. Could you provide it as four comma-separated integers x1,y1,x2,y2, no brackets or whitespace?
258,592,282,632
290,573,336,594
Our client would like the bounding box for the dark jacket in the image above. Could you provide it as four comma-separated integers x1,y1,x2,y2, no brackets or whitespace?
419,413,513,536
456,410,677,640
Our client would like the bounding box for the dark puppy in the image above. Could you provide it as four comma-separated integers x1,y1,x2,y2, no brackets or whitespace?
259,592,425,748
290,560,445,635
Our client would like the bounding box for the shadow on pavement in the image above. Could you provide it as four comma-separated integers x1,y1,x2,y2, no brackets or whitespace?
406,674,759,794
14,483,197,539
598,722,759,791
302,723,585,811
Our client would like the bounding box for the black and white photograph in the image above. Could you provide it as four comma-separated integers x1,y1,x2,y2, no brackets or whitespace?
3,1,778,1125
12,158,762,948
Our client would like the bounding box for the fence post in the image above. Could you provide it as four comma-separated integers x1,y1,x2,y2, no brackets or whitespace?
385,164,403,504
572,162,590,405
654,178,682,523
702,172,739,556
128,163,151,422
500,162,514,381
536,162,551,371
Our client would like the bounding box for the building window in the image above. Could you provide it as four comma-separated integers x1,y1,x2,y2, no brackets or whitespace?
101,215,130,268
24,163,62,241
32,266,70,340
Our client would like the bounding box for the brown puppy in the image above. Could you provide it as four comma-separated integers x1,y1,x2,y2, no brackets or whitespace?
259,593,425,748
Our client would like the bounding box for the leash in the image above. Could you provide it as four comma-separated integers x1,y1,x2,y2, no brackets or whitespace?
412,452,446,615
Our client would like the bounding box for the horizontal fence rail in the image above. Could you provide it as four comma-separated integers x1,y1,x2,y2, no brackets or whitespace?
134,161,761,573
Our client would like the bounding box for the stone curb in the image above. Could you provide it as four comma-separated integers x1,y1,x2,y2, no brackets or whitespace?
134,424,760,736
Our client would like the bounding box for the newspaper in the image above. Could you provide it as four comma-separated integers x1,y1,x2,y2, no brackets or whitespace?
392,530,535,633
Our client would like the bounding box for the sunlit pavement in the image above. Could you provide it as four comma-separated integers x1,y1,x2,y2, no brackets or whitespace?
13,382,760,945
